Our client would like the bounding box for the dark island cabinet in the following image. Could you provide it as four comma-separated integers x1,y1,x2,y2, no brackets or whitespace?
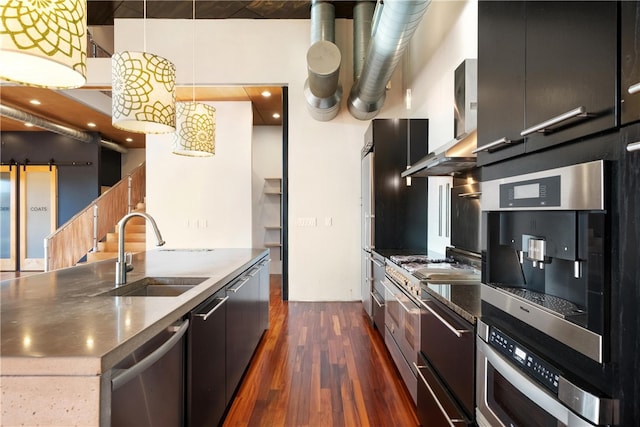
476,0,526,167
477,1,618,166
621,1,640,126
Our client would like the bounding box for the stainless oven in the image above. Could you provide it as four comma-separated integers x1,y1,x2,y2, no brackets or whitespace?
382,263,421,403
476,320,618,427
479,160,618,426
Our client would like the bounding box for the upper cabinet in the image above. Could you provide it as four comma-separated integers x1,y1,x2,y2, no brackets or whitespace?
477,1,618,166
621,1,640,126
476,1,526,166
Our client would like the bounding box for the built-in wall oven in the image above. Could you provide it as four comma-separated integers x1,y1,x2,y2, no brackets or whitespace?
477,160,618,426
477,320,617,427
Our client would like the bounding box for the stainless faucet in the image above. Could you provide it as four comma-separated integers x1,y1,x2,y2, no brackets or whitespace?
115,212,165,286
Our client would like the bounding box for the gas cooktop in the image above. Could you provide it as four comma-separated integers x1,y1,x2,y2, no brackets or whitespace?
389,248,481,281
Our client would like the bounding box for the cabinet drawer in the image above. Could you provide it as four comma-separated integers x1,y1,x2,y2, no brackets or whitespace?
420,296,474,415
416,353,473,427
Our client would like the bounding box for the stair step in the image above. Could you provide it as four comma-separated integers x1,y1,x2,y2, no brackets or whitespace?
106,232,146,243
85,252,118,263
98,241,147,252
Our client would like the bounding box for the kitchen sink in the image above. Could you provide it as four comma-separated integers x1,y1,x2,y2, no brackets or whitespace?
96,277,208,297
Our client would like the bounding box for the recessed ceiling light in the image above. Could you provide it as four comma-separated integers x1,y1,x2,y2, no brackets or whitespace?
261,90,271,98
29,99,41,105
272,113,280,119
87,122,96,128
24,122,34,127
126,137,133,142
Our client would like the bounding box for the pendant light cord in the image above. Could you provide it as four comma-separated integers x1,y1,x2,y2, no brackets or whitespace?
143,0,147,51
192,0,196,102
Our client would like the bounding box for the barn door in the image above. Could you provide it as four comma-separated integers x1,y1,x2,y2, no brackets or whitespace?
19,166,57,271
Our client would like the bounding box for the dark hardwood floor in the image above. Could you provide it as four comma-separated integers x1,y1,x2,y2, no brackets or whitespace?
223,275,420,427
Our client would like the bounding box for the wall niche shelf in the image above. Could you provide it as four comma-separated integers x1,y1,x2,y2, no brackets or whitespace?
263,178,282,260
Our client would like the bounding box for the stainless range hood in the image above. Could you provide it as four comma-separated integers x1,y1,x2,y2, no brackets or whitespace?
402,59,477,177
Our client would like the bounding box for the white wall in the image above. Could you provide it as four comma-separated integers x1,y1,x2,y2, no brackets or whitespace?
95,0,478,301
145,102,253,249
121,149,145,176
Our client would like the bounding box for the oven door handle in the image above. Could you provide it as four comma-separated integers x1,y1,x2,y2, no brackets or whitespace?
419,299,469,338
381,279,414,313
370,291,384,308
478,338,598,427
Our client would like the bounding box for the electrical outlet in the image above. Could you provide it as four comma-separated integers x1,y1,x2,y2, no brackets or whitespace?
297,217,317,227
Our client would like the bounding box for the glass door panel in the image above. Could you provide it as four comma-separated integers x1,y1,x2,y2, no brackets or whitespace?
0,166,17,271
19,166,57,271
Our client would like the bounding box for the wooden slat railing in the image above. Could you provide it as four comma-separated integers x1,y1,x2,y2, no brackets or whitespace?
44,163,146,271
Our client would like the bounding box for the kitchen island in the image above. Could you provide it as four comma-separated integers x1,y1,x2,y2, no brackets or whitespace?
0,248,268,426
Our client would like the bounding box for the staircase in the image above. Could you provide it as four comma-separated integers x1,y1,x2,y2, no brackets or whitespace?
85,202,147,263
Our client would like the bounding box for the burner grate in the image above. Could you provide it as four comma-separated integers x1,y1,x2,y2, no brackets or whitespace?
501,287,585,318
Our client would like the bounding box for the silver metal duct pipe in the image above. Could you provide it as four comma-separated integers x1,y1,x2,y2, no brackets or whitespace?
348,0,431,120
305,0,342,121
353,1,375,81
0,104,128,153
310,0,335,44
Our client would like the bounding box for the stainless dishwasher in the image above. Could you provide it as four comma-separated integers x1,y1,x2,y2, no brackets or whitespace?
110,319,189,427
187,288,229,427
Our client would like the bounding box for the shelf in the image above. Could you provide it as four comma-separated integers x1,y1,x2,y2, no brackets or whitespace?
265,177,282,181
264,242,281,248
265,226,282,230
264,191,282,195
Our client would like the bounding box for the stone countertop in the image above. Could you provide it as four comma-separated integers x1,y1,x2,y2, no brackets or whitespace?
0,248,268,377
420,281,481,325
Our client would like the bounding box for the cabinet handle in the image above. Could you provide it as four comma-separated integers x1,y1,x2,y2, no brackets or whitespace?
445,183,450,238
195,296,229,321
419,299,469,338
248,266,260,277
370,291,385,308
228,276,250,293
413,362,466,426
627,141,640,152
438,185,443,237
472,137,512,153
369,256,384,268
520,106,587,136
458,191,482,199
111,319,190,391
628,82,640,94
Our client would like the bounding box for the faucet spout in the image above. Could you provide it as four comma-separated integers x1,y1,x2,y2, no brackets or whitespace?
115,212,165,286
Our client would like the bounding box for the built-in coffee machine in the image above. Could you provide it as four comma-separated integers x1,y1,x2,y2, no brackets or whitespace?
477,160,618,426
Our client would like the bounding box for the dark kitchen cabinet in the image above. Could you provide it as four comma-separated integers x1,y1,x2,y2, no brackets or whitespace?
225,259,266,400
476,1,618,166
476,0,526,167
367,119,428,251
188,289,228,427
621,1,640,126
524,2,617,152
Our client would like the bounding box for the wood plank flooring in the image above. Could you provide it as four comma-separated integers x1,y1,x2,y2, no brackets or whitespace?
223,275,420,427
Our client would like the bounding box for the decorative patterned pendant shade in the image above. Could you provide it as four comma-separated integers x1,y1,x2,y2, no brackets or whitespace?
111,51,176,134
0,0,87,88
172,102,216,157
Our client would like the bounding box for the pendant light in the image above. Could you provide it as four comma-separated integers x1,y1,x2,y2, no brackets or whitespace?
0,0,87,88
172,101,216,156
172,0,215,156
111,0,176,134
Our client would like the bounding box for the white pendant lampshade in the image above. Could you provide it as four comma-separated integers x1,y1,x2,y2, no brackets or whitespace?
172,102,216,157
111,51,176,134
0,0,87,88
